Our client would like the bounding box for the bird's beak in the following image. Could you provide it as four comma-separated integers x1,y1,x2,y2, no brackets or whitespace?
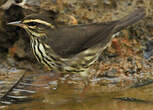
7,21,27,28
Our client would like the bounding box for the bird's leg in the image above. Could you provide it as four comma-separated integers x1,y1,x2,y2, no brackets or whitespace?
39,70,61,82
43,66,61,81
79,72,90,97
80,70,90,92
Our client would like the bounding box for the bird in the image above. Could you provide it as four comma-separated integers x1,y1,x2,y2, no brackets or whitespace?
8,8,145,79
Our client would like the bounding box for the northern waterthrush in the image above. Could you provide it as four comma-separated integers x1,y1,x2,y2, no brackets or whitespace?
8,8,145,77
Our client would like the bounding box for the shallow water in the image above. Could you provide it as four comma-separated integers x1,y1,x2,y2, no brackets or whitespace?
1,81,153,110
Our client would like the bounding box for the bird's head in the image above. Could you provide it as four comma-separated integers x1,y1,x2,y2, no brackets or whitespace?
8,13,55,38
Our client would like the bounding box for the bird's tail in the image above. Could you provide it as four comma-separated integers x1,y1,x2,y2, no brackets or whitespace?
114,7,146,33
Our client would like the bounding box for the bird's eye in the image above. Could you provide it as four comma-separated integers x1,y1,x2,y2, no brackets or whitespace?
26,22,37,26
15,0,23,3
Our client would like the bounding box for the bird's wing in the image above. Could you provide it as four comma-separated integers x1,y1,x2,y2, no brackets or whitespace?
46,8,145,58
46,21,118,58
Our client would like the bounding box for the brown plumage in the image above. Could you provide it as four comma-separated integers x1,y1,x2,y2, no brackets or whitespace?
8,8,145,77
